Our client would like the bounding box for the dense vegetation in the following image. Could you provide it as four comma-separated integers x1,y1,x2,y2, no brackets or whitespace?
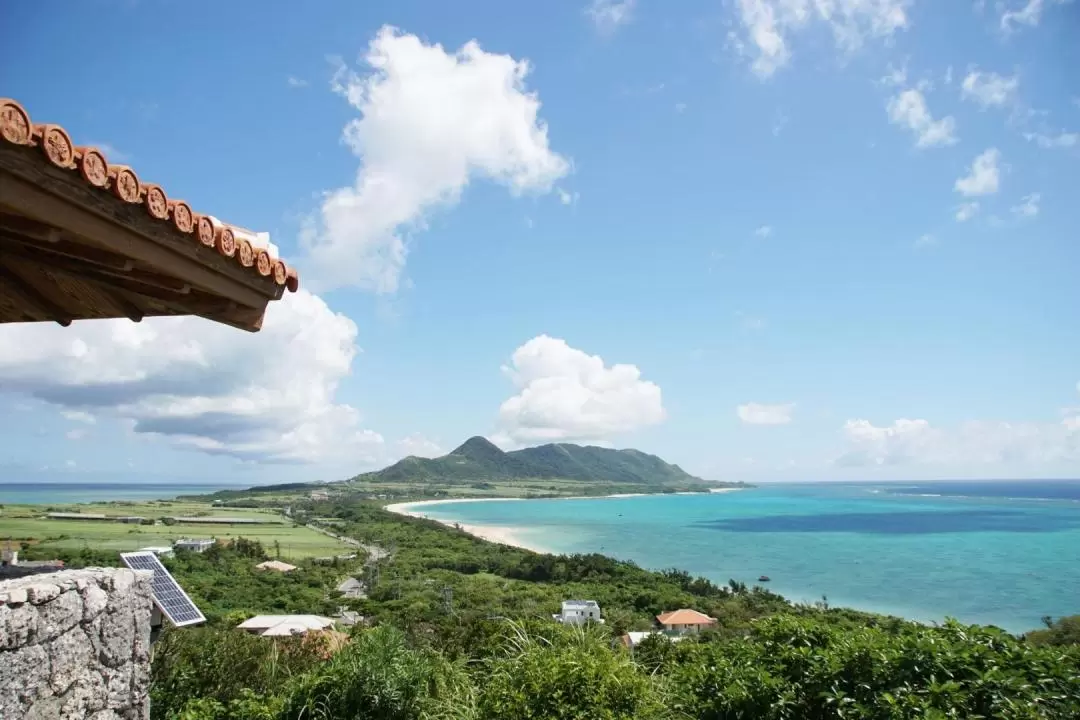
113,500,1080,719
350,436,738,491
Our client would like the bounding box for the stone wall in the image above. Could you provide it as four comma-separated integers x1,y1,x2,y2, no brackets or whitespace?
0,568,153,720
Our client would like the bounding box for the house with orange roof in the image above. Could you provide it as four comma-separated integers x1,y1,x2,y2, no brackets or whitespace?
656,608,717,635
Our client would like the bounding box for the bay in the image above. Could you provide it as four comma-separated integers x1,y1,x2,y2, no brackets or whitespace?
414,480,1080,634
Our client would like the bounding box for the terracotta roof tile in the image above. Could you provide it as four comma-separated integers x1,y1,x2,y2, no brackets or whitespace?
656,609,716,626
0,98,297,294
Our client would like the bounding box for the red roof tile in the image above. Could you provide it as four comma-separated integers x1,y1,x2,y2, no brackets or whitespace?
0,98,297,293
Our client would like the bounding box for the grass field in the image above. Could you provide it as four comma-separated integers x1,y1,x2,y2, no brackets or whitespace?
0,502,352,560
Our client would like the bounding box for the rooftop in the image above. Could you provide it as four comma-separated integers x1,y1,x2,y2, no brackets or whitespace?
0,98,298,332
562,599,599,608
656,609,717,626
255,560,298,573
236,614,335,636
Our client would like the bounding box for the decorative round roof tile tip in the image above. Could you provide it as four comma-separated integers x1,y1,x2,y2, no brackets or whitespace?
142,183,169,221
272,260,287,286
285,268,299,293
75,146,109,188
36,124,76,169
255,249,272,277
108,164,142,204
168,199,195,234
0,98,33,145
237,237,255,267
195,214,216,248
215,225,237,258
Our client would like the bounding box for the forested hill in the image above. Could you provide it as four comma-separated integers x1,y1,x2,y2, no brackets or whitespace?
351,436,728,489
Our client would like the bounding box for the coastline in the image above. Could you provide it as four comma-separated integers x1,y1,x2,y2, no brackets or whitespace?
383,487,746,554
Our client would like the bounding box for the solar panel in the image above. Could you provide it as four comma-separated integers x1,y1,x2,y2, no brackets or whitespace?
120,551,206,627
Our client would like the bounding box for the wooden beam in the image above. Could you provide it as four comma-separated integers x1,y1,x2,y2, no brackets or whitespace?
0,240,191,294
0,261,73,326
99,285,145,323
0,230,135,272
0,151,275,308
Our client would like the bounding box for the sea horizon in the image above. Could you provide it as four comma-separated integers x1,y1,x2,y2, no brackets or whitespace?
394,479,1080,635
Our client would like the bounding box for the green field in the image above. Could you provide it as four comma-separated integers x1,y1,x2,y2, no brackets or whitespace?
0,502,353,560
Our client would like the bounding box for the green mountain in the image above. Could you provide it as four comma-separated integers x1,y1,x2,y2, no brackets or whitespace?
351,436,723,490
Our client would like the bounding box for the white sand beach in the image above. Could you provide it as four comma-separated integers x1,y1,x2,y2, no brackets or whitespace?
384,498,552,553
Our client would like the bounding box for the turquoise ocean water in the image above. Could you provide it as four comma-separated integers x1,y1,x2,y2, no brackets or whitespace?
417,481,1080,634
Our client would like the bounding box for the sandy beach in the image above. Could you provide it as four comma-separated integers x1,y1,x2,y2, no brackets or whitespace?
384,498,552,553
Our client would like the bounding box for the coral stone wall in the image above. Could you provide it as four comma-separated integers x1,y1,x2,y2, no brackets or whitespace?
0,568,153,719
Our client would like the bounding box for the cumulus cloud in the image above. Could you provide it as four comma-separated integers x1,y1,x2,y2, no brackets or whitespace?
397,433,446,459
1012,192,1040,217
492,335,665,447
961,69,1019,108
737,402,795,425
837,415,1080,468
301,27,570,293
955,148,1001,196
886,89,958,148
586,0,635,34
0,291,380,464
955,201,980,222
1000,0,1070,32
1023,131,1078,149
734,0,910,77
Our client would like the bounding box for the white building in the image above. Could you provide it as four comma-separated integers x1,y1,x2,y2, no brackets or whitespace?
553,599,602,625
236,615,335,637
173,538,214,553
138,546,175,558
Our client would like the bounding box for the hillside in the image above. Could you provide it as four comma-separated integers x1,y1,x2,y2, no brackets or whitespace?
351,436,734,491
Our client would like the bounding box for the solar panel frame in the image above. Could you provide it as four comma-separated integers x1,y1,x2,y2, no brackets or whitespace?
120,551,206,627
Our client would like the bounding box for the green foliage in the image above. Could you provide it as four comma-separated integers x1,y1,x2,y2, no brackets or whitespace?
1026,615,1080,647
477,622,665,719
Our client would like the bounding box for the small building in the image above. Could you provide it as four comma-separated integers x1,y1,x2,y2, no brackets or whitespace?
236,615,335,637
656,609,717,635
46,512,108,521
309,491,329,501
335,577,366,599
173,538,215,553
115,516,146,524
620,631,688,651
255,560,297,573
138,546,175,558
553,600,602,625
1,548,18,566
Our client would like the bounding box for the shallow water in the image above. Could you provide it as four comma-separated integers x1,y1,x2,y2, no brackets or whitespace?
420,481,1080,633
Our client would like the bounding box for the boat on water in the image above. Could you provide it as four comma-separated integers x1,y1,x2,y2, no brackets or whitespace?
758,575,771,582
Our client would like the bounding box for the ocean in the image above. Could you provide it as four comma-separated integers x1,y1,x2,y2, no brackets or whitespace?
414,480,1080,634
0,482,245,505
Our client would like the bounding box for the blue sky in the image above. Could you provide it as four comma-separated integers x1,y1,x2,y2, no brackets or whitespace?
1,0,1078,485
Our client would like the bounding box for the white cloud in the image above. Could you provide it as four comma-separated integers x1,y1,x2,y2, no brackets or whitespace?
586,0,635,34
961,69,1019,108
302,27,570,293
734,0,910,77
397,433,446,459
754,225,772,238
737,402,795,425
492,335,665,447
556,187,580,205
61,410,96,424
0,291,379,465
286,76,309,88
955,201,980,222
887,89,958,148
1023,131,1078,149
954,148,1001,196
1000,0,1070,32
881,61,907,87
837,415,1080,467
914,233,936,247
1012,192,1040,217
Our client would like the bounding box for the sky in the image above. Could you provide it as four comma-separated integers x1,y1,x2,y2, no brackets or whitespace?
1,0,1078,486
